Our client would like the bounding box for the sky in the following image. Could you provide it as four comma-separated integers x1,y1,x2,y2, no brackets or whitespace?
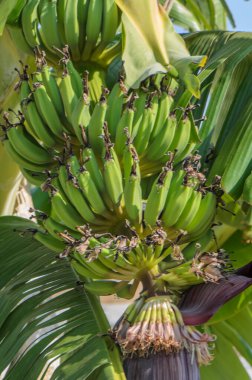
227,0,252,31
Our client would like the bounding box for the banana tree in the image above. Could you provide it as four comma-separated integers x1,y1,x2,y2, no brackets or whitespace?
0,1,251,380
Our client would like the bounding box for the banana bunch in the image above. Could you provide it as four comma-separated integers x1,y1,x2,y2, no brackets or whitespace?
9,0,121,65
30,152,220,295
3,55,202,184
112,295,214,363
1,53,223,296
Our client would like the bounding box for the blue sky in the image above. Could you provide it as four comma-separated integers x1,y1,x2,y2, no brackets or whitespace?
227,0,252,31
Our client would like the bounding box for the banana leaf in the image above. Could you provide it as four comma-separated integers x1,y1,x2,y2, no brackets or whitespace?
181,31,252,200
159,0,235,31
201,306,252,379
0,216,125,380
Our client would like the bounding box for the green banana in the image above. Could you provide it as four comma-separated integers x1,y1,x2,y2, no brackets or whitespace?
103,147,123,206
33,83,64,138
51,191,84,230
169,116,192,161
131,89,148,139
77,0,90,54
145,114,177,162
174,190,203,230
7,125,52,165
71,91,91,143
162,184,194,228
71,257,104,279
82,146,105,194
187,192,217,238
34,231,65,252
57,0,67,43
122,143,135,182
82,0,103,60
38,0,62,54
151,91,174,139
64,58,83,98
92,0,119,59
21,168,47,186
58,71,79,125
115,105,134,156
124,159,142,225
134,103,158,157
87,92,107,155
21,0,40,49
3,139,48,172
58,164,99,224
43,216,82,241
160,170,185,226
41,65,65,119
64,0,80,60
76,166,109,216
144,167,173,227
19,79,57,148
106,80,126,140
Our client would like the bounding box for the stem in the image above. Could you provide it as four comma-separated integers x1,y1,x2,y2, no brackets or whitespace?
140,271,155,297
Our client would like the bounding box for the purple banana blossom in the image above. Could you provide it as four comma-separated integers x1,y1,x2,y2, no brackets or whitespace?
179,262,252,325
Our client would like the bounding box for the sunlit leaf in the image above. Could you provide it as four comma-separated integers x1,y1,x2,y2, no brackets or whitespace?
0,216,125,379
116,0,206,96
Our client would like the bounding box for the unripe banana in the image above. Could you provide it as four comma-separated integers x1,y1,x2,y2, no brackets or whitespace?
21,0,40,49
78,0,90,54
169,116,192,160
106,79,126,140
162,178,194,228
64,0,81,60
3,139,49,173
115,105,134,156
76,166,109,216
71,93,91,144
87,92,107,155
58,165,98,224
103,147,123,207
174,190,202,230
92,0,119,60
21,168,47,186
145,114,177,162
34,231,65,252
187,192,217,238
51,191,84,230
144,166,173,227
151,91,174,139
133,102,156,156
124,159,142,225
82,0,103,60
38,0,62,54
33,83,64,138
43,216,79,241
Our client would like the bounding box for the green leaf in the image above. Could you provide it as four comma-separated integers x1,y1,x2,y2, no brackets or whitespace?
183,31,252,199
116,0,206,96
0,216,125,379
201,323,251,379
170,1,201,32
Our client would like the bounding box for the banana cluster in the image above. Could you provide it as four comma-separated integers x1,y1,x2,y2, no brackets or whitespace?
0,55,223,293
10,0,120,65
1,55,201,184
112,295,214,363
